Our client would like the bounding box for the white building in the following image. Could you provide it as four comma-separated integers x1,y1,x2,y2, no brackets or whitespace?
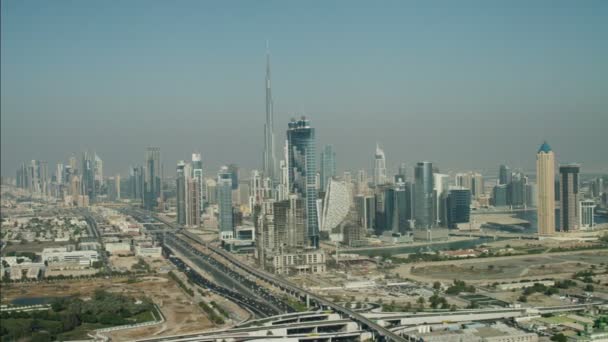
580,199,596,229
41,247,99,266
321,179,352,234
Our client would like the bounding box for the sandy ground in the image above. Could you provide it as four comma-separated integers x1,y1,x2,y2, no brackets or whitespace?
109,255,140,270
396,250,608,284
0,275,217,340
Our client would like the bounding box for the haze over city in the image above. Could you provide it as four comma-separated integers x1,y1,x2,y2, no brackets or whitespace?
2,2,608,342
2,1,607,176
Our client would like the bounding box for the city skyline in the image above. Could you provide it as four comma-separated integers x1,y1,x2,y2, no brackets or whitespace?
2,1,608,176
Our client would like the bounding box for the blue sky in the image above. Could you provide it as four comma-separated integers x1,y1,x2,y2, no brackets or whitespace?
2,1,607,176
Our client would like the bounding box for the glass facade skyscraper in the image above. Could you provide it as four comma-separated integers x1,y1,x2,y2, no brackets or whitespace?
414,161,434,229
446,188,471,228
217,166,234,239
176,161,186,225
287,117,319,248
144,147,161,211
320,144,336,193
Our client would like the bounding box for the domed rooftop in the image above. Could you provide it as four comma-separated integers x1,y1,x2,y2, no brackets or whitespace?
538,141,552,153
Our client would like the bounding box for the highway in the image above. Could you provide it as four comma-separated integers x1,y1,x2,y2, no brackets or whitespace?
142,211,407,342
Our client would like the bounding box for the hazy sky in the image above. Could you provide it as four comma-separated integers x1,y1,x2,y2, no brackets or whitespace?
2,1,607,178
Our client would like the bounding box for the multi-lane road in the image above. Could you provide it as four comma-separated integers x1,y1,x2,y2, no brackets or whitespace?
125,208,406,341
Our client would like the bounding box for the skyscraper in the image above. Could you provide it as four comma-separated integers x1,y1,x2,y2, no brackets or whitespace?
192,153,205,213
217,166,234,240
176,161,186,225
186,177,201,227
499,164,511,185
263,44,277,183
81,152,96,202
446,187,471,228
144,147,161,211
536,142,556,236
373,144,387,187
320,144,336,193
559,164,580,232
433,173,450,227
287,117,319,248
579,199,595,229
414,161,434,229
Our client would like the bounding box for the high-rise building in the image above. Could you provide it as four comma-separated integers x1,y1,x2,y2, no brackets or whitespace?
373,144,387,186
499,164,511,185
192,153,205,213
356,169,369,196
81,152,96,202
455,171,484,199
176,161,187,225
107,175,121,201
414,161,434,229
144,147,161,211
536,142,556,236
398,162,408,182
55,163,64,185
320,179,351,232
186,177,201,227
128,165,144,201
446,187,471,228
492,184,508,207
433,173,450,227
320,144,336,193
263,45,277,183
94,154,103,186
559,164,580,232
579,199,595,229
217,166,234,240
393,180,411,233
287,117,319,248
508,172,528,207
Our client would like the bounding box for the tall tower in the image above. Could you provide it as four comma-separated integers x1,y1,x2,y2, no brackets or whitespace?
373,144,387,186
320,144,336,192
191,153,205,213
287,117,319,248
217,166,234,240
263,43,277,183
144,147,161,211
559,164,580,232
176,161,186,225
414,161,434,229
536,142,555,236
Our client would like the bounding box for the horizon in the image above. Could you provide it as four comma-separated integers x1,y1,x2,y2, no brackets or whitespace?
2,1,607,176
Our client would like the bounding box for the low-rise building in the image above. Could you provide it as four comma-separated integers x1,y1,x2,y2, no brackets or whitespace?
269,248,326,275
104,242,132,255
41,247,99,266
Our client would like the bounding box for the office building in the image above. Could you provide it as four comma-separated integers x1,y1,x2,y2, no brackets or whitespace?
176,161,186,225
580,199,595,229
287,117,319,248
493,184,508,207
356,169,369,196
434,173,450,227
373,144,387,186
499,164,511,185
509,172,528,207
81,152,96,202
559,164,580,232
186,177,201,227
455,171,484,199
446,187,471,228
263,45,277,183
217,166,234,240
320,144,336,193
398,162,408,182
393,180,411,233
128,165,144,201
192,153,205,213
414,161,434,229
144,147,161,211
320,179,351,232
536,141,556,236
